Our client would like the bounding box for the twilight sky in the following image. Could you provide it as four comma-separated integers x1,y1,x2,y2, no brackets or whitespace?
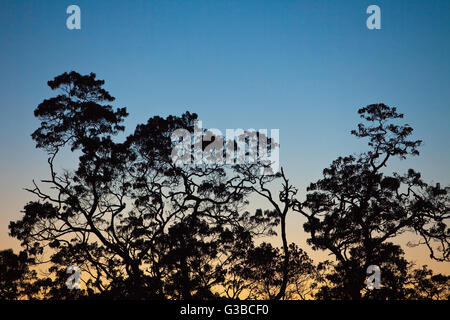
0,0,449,273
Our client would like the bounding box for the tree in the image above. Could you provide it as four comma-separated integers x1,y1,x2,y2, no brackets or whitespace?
0,249,36,299
237,166,301,299
8,71,277,299
405,265,449,300
6,74,448,300
315,244,450,300
295,104,449,299
225,242,317,300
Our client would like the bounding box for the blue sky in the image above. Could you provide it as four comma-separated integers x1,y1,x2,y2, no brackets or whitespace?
0,0,449,270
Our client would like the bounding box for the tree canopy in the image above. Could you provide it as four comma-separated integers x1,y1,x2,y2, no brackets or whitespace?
2,73,448,300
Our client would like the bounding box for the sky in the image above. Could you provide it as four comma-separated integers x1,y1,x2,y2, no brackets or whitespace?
0,0,449,273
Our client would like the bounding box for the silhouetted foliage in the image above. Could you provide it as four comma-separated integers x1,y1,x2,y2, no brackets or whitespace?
3,74,448,300
295,103,450,299
7,72,281,300
0,250,34,299
226,242,317,299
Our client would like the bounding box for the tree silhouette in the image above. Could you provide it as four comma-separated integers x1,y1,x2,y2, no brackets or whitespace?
316,245,449,300
237,167,301,299
8,71,279,299
295,104,449,299
0,249,36,299
226,242,317,299
3,73,449,300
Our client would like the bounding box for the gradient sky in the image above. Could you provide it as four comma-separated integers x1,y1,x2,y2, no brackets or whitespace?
0,0,449,273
